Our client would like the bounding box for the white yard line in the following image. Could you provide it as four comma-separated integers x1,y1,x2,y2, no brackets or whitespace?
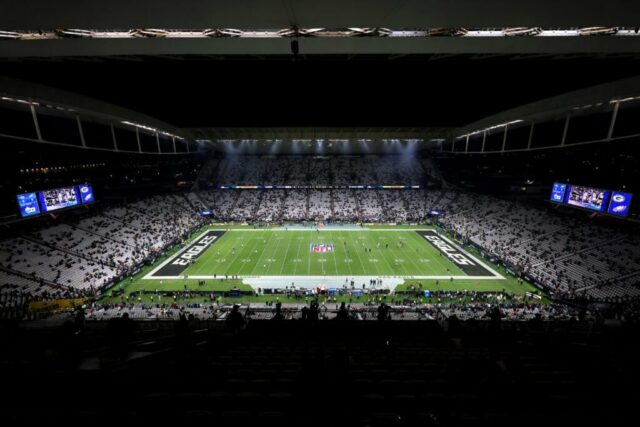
349,234,368,276
278,232,294,275
329,234,341,276
338,231,354,277
249,233,274,276
146,228,504,282
306,232,312,276
153,274,504,280
371,232,399,276
356,231,382,277
230,233,262,276
217,228,435,232
292,232,303,275
404,232,440,275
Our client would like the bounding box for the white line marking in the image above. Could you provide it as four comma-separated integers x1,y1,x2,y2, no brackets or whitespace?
147,275,504,280
437,234,504,279
216,228,436,232
144,230,212,279
144,228,504,281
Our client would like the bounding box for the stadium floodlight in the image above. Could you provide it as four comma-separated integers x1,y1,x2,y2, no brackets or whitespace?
91,30,133,39
296,28,324,36
303,28,380,37
202,28,246,37
55,29,94,38
428,28,468,36
131,29,168,38
216,29,244,37
503,27,542,36
1,96,39,106
3,27,640,40
158,30,204,38
121,121,184,140
610,95,640,104
203,28,244,37
538,29,580,37
617,28,640,36
578,27,618,36
347,28,378,36
484,119,523,132
202,29,219,37
5,26,640,41
122,121,157,133
0,30,21,39
458,119,524,139
276,28,298,37
465,29,504,37
307,29,351,37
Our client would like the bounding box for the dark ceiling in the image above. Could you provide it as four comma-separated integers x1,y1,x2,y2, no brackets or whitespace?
1,55,639,128
2,0,639,29
1,1,639,129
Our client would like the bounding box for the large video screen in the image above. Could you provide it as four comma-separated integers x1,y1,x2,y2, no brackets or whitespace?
16,192,41,217
78,184,94,204
550,183,633,218
37,186,80,212
607,191,633,217
564,185,609,212
550,182,567,203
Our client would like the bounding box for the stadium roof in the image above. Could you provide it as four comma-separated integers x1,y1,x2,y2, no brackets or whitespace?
191,127,445,155
1,0,640,57
2,0,638,29
1,1,639,129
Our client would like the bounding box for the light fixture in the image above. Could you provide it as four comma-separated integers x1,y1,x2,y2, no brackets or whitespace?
428,28,468,36
0,26,637,40
0,30,21,39
578,27,618,36
503,27,542,36
131,29,168,38
215,29,244,37
55,29,93,38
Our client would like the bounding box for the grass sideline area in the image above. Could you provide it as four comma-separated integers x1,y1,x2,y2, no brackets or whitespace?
97,223,547,305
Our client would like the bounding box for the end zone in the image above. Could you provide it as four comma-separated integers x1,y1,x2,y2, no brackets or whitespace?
144,230,226,279
416,230,504,279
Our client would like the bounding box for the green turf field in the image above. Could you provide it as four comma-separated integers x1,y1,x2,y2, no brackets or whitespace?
174,229,467,278
97,225,545,305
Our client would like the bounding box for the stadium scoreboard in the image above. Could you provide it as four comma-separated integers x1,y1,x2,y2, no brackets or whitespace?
38,186,80,212
607,191,633,217
16,184,95,218
550,182,632,217
16,192,40,217
565,185,609,212
550,183,567,203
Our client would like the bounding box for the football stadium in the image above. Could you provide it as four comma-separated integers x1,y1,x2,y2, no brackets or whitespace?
1,1,640,426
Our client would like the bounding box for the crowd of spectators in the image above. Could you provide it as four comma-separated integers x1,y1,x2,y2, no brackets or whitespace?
0,193,206,315
438,192,640,301
1,154,639,319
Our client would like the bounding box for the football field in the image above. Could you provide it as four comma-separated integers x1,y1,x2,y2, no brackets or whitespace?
96,225,547,305
144,228,503,287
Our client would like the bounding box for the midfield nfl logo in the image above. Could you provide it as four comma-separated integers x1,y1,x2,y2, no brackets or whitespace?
310,243,334,253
